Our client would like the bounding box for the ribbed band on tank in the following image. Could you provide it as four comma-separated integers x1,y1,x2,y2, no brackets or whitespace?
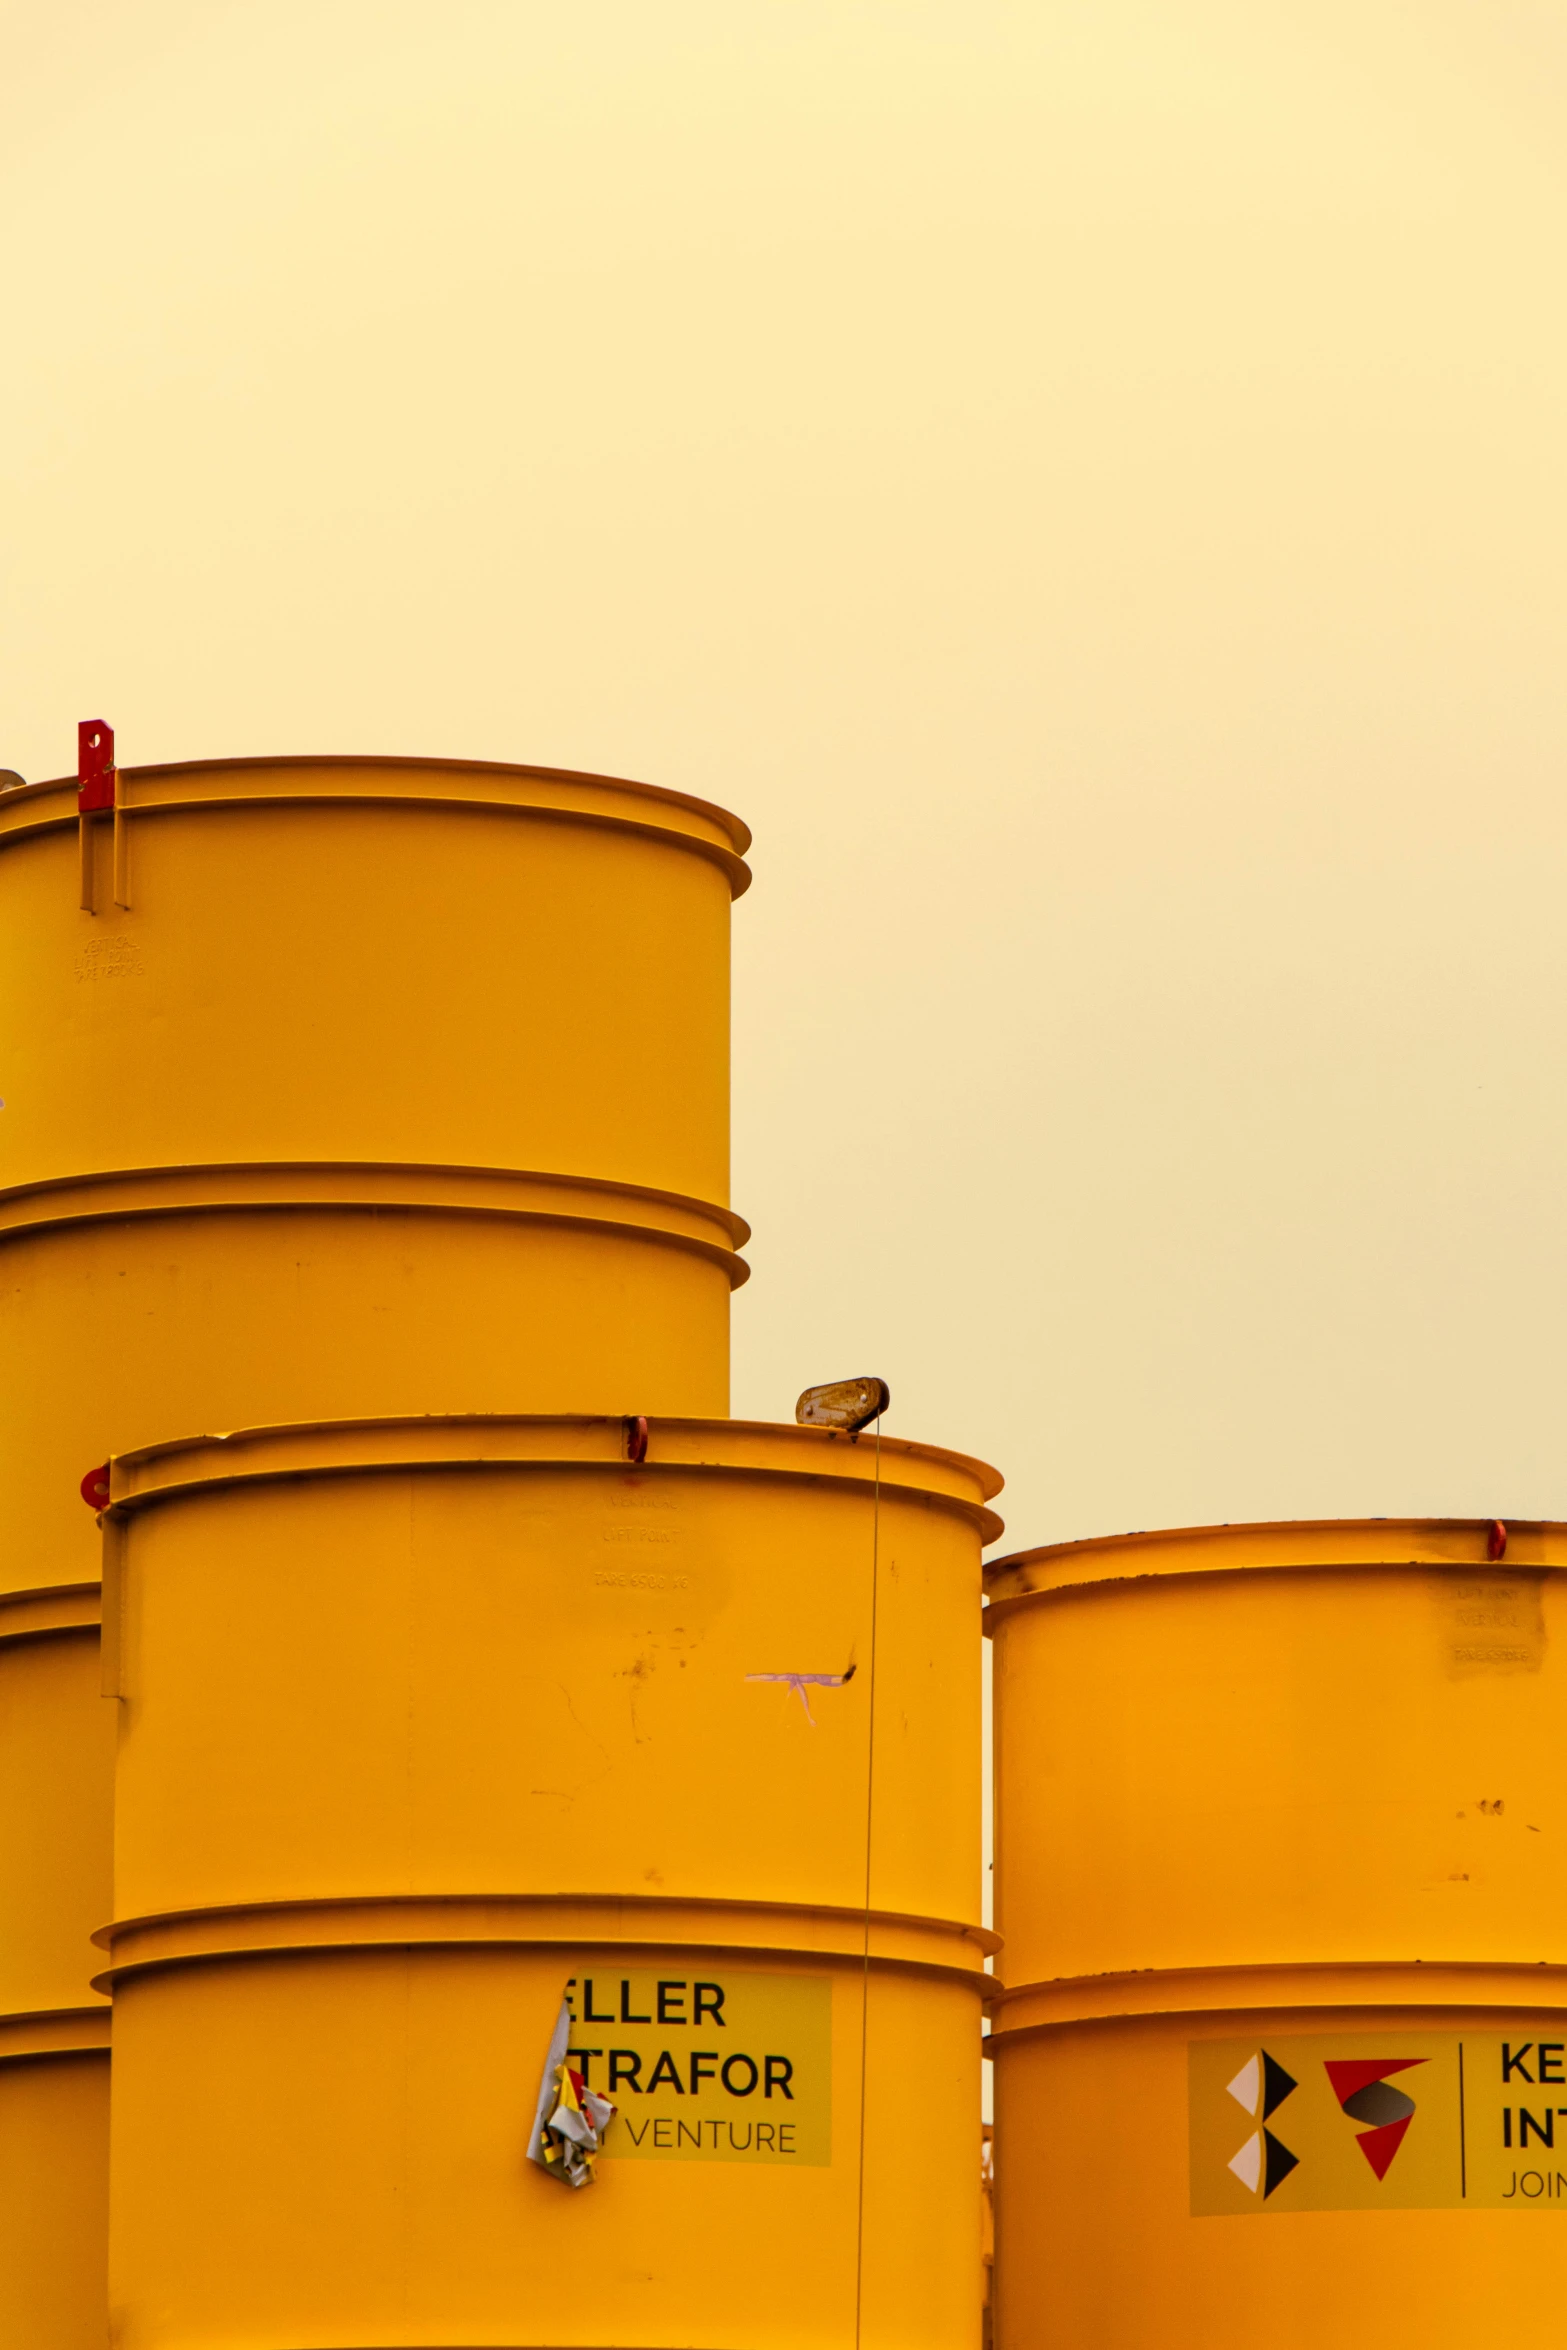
0,1163,752,1285
984,1515,1567,1618
93,1893,1000,1996
0,2008,110,2063
0,1585,100,1643
987,1959,1567,2044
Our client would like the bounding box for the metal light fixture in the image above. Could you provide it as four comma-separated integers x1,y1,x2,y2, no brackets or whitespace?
794,1376,889,1434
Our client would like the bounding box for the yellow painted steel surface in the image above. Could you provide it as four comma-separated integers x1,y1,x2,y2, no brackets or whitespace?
7,1204,738,1598
0,2053,108,2348
0,756,749,2347
100,1413,1001,2350
986,1518,1567,2348
0,1605,112,2350
0,1606,113,2026
0,754,751,1598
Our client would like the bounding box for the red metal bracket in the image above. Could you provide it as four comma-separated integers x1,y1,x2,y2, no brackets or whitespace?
76,718,128,911
1487,1518,1508,1561
77,720,115,813
624,1415,649,1465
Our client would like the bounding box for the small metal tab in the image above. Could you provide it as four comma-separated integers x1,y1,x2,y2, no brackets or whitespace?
77,720,115,813
77,719,119,912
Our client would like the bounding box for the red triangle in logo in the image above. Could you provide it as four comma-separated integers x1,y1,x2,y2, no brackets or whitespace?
1324,2058,1424,2107
1355,2115,1413,2180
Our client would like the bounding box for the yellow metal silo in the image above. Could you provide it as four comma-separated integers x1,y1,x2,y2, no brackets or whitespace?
97,1412,1001,2350
0,1595,111,2348
0,753,750,2346
986,1518,1567,2350
0,754,752,1588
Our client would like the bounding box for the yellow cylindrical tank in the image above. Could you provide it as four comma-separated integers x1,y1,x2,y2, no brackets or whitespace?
0,754,752,1591
98,1413,1001,2350
0,2037,107,2349
0,756,750,2345
986,1518,1567,2349
0,1594,112,2350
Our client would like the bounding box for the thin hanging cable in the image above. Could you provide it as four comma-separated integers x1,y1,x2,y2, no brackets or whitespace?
852,1415,884,2350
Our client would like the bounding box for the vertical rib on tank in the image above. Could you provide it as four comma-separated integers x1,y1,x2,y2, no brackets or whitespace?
0,756,750,2349
97,1415,1001,2350
986,1518,1567,2350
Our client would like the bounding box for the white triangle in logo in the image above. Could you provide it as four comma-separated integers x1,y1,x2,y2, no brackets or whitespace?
1228,2131,1263,2193
1226,2055,1260,2116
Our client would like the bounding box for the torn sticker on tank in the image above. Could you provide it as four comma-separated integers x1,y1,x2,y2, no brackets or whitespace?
745,1665,856,1724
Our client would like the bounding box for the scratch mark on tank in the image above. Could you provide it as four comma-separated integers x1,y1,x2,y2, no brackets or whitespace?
619,1649,659,1743
558,1684,611,1769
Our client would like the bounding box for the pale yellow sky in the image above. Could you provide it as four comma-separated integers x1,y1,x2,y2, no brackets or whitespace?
5,1,1567,1549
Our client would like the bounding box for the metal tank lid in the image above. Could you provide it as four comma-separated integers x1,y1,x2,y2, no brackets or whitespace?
985,1513,1566,1613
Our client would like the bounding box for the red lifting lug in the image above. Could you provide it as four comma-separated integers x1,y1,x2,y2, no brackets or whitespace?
624,1415,649,1465
80,1462,111,1512
1487,1518,1508,1561
77,719,116,813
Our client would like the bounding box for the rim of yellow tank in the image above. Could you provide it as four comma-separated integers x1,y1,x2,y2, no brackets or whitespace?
984,1514,1567,1612
0,753,753,895
103,1411,1004,1541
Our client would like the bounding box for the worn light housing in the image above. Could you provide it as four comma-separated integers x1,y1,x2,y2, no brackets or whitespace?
794,1376,889,1434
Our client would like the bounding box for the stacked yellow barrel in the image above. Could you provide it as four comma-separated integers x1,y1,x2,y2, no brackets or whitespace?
0,753,749,2344
99,1412,998,2349
1,748,1000,2350
0,1585,111,2345
987,1518,1567,2350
